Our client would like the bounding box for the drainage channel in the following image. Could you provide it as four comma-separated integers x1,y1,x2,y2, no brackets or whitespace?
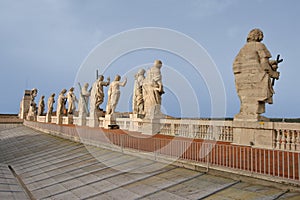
8,165,36,200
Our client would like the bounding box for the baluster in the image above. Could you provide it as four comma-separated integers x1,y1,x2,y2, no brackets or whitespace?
286,130,291,150
291,130,296,151
276,129,281,149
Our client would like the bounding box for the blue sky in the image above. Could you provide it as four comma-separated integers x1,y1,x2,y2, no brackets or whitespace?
0,0,299,118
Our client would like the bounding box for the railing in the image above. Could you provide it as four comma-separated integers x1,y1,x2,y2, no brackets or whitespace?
23,120,300,185
273,123,300,151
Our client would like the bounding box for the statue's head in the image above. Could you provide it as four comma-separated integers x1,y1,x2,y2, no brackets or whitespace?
69,87,74,92
41,95,45,99
51,93,55,97
138,68,146,75
84,83,89,88
31,88,38,96
247,28,264,42
99,75,104,81
61,89,67,94
154,60,162,68
115,75,121,81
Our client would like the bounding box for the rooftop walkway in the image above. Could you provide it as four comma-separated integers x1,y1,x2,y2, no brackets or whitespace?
1,125,300,199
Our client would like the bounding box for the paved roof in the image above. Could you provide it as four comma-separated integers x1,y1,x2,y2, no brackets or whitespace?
0,125,300,200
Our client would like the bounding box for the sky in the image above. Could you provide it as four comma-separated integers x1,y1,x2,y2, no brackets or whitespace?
0,0,300,118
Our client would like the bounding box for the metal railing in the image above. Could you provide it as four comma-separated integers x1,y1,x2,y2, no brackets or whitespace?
24,120,300,184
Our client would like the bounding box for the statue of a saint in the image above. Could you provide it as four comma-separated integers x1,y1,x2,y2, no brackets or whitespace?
46,93,55,116
90,75,110,115
78,83,91,117
233,28,281,121
143,60,164,119
67,87,78,115
106,75,127,114
57,89,67,117
37,95,45,116
27,88,38,120
132,69,145,116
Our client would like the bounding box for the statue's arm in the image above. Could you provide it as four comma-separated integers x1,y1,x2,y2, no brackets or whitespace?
120,77,127,87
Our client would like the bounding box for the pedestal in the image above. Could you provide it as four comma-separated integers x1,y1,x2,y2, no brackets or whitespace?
63,115,73,124
45,114,52,123
56,115,63,124
88,111,104,127
129,114,143,132
76,116,86,126
142,118,161,135
103,114,118,129
232,121,274,149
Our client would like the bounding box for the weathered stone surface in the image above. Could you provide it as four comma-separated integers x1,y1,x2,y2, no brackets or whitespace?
18,90,31,119
132,69,145,116
233,29,281,122
106,75,127,115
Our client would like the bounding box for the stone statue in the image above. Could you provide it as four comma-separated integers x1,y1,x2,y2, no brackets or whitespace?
143,60,164,119
132,69,146,116
233,28,281,121
46,93,55,116
78,83,91,117
27,88,38,120
90,75,110,115
106,75,127,114
57,89,67,117
37,95,45,116
67,87,78,115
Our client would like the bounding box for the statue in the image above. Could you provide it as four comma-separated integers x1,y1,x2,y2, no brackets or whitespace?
132,69,145,116
143,60,164,119
233,28,281,121
37,95,45,116
27,88,38,120
67,87,78,115
46,93,55,116
106,75,127,114
57,89,67,117
90,75,110,116
78,83,91,117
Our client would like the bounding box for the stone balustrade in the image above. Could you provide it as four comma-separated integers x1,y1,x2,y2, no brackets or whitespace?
34,115,300,151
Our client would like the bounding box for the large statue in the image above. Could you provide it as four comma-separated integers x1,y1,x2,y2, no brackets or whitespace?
132,69,146,116
37,95,45,116
90,75,110,115
78,83,91,117
46,93,55,116
57,89,67,117
233,28,281,121
106,75,127,114
143,60,164,119
67,87,78,115
27,88,38,120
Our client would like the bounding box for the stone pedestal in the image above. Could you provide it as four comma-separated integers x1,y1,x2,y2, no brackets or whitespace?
129,114,143,132
62,115,73,124
56,115,63,124
45,114,52,123
76,116,87,126
142,118,161,135
103,114,118,129
19,90,31,119
26,115,36,121
232,121,274,148
88,111,104,127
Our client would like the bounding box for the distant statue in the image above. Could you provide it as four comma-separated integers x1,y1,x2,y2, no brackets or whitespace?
37,95,45,116
27,88,38,120
78,83,91,117
90,75,110,115
132,69,146,116
106,75,127,114
57,89,67,117
143,60,164,119
46,93,55,116
67,87,78,115
233,28,281,121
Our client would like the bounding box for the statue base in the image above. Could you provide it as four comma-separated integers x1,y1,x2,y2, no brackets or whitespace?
103,114,118,129
62,115,73,124
45,114,52,123
76,116,87,126
142,118,161,135
232,120,273,148
87,111,104,127
234,113,270,122
26,115,36,121
56,115,63,124
129,114,143,132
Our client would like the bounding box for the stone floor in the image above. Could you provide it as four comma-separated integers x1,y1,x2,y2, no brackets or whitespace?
0,125,300,200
